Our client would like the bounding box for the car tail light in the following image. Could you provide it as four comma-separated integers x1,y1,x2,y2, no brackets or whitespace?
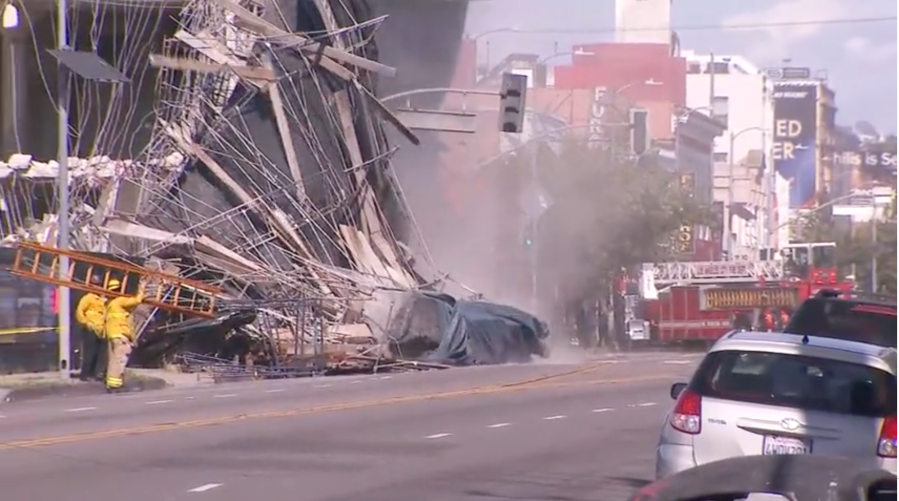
670,388,702,434
877,416,896,458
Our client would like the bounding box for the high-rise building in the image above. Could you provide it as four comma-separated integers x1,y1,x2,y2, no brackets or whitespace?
615,0,673,45
682,51,775,251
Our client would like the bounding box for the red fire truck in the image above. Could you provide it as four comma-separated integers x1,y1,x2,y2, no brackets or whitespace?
780,241,848,292
629,242,851,346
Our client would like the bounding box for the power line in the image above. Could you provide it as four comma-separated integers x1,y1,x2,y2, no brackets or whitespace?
469,16,897,37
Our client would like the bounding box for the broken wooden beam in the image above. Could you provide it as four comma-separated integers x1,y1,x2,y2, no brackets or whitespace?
148,54,276,81
212,0,395,78
263,53,308,203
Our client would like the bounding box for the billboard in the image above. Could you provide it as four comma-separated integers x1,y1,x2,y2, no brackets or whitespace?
772,84,818,208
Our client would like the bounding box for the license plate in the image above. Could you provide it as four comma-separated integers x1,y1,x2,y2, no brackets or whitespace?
762,435,812,455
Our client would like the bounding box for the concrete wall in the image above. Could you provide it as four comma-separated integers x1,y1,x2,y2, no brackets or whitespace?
615,0,671,45
686,71,773,165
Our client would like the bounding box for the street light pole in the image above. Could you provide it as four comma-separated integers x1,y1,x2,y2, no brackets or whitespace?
722,126,767,260
724,132,735,260
56,0,72,376
871,218,878,292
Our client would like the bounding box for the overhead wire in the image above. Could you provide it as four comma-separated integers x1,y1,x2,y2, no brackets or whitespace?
466,16,898,37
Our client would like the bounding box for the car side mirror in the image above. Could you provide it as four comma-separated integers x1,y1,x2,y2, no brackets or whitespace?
670,382,688,400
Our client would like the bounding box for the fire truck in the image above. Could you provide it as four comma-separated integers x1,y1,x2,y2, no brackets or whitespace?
779,241,843,289
628,241,851,346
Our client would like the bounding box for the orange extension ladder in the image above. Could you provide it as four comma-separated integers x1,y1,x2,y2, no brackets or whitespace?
7,241,222,318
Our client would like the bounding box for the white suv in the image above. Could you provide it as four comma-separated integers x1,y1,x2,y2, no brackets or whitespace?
656,331,897,479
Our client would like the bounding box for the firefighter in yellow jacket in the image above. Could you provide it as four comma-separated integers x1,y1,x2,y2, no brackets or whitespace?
104,278,145,392
74,277,107,381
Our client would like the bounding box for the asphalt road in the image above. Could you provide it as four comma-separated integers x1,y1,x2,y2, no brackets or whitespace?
0,352,700,501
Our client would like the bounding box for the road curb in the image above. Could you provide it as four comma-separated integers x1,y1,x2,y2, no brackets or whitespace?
2,375,169,403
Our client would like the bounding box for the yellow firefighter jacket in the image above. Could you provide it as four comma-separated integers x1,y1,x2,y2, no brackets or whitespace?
75,293,106,338
105,293,144,341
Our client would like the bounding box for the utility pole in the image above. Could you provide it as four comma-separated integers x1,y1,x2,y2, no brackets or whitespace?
723,131,735,260
871,218,878,293
56,0,72,376
45,0,128,378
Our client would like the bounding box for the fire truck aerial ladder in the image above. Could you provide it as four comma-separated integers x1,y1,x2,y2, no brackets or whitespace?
640,260,786,294
633,260,795,345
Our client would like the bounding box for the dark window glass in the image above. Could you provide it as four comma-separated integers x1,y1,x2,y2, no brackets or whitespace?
812,245,836,268
691,350,896,417
786,299,897,348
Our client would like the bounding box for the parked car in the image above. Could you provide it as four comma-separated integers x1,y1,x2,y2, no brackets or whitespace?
785,289,896,348
656,330,897,479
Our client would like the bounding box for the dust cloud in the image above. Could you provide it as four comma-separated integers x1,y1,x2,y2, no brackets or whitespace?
376,1,611,340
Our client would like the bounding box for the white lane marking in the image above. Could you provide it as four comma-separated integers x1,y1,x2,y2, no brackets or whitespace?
0,415,6,419
627,402,657,408
185,396,196,400
543,415,567,420
264,389,285,393
65,406,97,413
378,375,392,380
592,408,615,413
487,422,512,429
212,394,237,399
425,433,452,439
145,399,174,405
314,384,332,389
350,380,362,384
663,360,692,365
187,483,223,493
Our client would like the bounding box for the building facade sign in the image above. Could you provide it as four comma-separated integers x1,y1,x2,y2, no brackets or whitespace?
588,86,608,147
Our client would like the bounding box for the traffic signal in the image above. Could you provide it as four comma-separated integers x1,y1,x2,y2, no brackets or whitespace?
498,72,527,134
630,109,648,156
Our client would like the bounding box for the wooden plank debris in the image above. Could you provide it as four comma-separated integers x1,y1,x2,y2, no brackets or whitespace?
211,0,396,79
148,54,275,81
263,53,308,203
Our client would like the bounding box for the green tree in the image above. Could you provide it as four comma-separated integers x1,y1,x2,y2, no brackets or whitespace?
798,201,897,296
491,134,711,321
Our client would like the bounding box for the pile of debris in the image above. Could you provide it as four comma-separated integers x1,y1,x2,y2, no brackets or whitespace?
1,0,550,376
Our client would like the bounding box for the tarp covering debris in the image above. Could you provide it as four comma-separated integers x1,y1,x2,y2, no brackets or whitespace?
384,292,550,365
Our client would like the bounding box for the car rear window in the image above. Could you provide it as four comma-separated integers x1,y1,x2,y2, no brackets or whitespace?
690,350,897,418
785,299,897,348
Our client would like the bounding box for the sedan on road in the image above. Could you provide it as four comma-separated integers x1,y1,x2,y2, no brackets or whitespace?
655,331,897,479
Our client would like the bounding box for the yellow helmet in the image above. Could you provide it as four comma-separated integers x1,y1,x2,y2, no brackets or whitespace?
107,279,121,291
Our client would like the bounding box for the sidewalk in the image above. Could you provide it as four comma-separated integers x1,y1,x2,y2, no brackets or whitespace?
0,368,205,403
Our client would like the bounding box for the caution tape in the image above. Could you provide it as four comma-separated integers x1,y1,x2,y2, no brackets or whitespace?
0,326,57,337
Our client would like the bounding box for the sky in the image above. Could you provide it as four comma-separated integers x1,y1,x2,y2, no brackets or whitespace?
464,0,898,134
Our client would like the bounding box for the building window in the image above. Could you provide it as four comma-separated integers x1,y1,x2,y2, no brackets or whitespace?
711,96,729,127
687,62,701,74
713,152,728,163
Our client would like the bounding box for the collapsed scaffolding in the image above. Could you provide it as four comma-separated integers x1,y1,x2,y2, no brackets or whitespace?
2,0,553,375
2,0,441,372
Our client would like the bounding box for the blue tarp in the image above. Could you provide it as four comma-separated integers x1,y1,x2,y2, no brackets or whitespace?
386,292,550,366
